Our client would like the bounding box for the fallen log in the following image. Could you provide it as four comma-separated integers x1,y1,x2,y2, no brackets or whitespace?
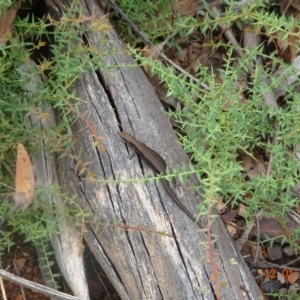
39,0,264,299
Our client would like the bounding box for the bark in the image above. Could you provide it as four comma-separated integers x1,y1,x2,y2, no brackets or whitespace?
40,0,264,299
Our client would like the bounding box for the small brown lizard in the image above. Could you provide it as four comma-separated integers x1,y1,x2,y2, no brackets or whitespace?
120,131,202,227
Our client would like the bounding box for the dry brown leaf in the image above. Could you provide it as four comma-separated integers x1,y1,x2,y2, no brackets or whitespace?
215,200,227,213
287,271,300,285
240,240,264,261
14,143,35,211
239,149,267,179
142,42,166,61
16,258,26,270
176,0,203,16
0,0,20,45
254,217,300,242
141,43,166,81
226,224,236,237
276,33,298,63
145,0,199,31
175,42,203,70
221,208,239,223
238,203,249,220
295,203,300,214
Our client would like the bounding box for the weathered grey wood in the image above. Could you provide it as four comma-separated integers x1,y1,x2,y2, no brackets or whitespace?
22,60,90,300
30,105,90,300
44,0,263,299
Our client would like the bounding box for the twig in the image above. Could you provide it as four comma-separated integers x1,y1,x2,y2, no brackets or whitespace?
253,259,300,273
253,213,261,265
238,218,256,251
0,269,81,300
210,5,253,74
169,0,179,20
13,259,26,300
0,276,7,300
285,256,300,267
